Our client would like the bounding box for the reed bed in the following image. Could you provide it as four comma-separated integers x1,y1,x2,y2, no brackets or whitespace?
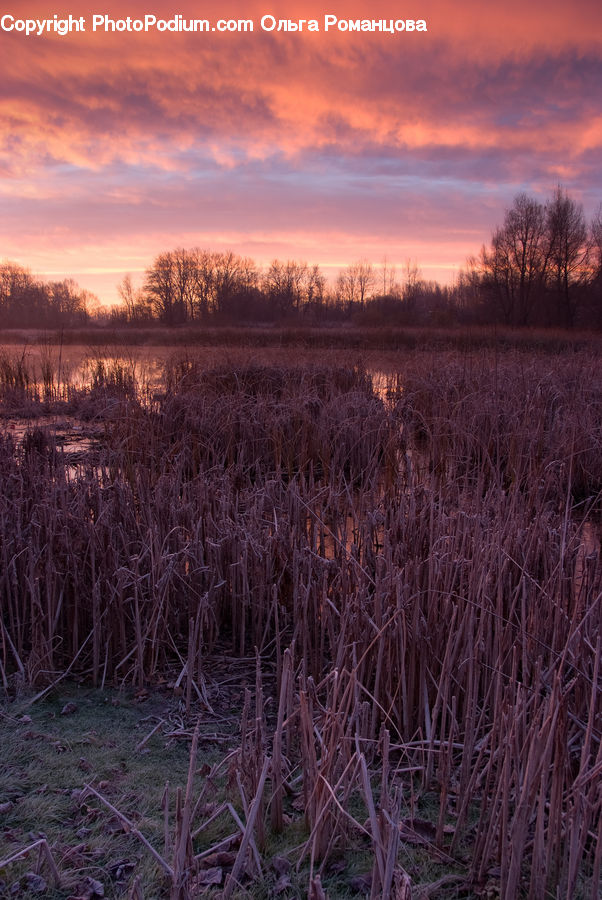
1,353,600,898
2,323,602,352
0,349,141,419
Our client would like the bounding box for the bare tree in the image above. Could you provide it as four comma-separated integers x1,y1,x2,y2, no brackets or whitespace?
352,260,375,307
402,259,421,300
307,264,326,302
172,248,198,322
145,252,179,324
336,260,375,311
480,193,547,325
335,268,357,310
545,187,589,327
117,274,136,322
263,260,308,316
0,262,91,326
117,274,151,322
380,256,397,296
186,249,214,319
0,262,36,322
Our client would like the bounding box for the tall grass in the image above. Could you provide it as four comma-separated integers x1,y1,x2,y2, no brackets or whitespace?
2,323,602,352
0,349,142,419
1,352,600,897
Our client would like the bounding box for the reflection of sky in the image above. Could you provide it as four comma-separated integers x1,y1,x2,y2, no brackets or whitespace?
1,0,601,304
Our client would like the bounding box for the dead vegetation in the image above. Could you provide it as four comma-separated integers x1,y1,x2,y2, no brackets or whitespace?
1,350,601,898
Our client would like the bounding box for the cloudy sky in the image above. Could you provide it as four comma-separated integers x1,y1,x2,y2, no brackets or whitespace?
1,1,601,305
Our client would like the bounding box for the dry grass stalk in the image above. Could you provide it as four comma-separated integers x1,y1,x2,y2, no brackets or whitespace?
170,719,201,899
270,646,293,833
0,838,62,888
82,783,174,877
223,756,270,899
1,355,600,896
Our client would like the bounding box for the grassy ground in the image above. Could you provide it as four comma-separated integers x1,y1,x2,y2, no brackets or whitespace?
1,682,473,899
1,684,195,898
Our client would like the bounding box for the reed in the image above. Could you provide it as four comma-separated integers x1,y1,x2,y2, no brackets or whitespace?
1,351,600,897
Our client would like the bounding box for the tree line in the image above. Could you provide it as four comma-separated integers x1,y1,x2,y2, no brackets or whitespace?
115,187,602,328
1,187,600,329
0,262,97,327
464,187,602,327
113,251,474,327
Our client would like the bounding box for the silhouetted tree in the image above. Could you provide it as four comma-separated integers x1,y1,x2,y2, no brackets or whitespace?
545,187,589,327
0,262,91,326
480,193,547,325
336,260,375,311
263,260,309,317
145,251,184,324
117,274,152,322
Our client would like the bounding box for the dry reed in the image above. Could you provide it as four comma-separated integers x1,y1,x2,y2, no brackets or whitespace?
1,353,600,897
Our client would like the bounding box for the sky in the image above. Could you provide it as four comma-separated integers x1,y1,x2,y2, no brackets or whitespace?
1,0,601,306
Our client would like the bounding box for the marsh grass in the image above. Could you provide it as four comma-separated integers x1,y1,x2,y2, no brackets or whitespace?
2,324,602,353
0,684,467,899
1,350,601,898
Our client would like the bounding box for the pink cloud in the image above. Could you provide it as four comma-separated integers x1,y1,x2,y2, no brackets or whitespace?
1,1,600,304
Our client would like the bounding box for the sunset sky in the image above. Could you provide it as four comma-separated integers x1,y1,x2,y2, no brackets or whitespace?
1,1,601,305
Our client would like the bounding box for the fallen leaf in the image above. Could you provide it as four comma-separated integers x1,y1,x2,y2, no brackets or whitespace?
400,817,437,839
1,828,22,842
80,876,104,898
200,851,236,868
392,868,412,899
195,867,222,886
27,831,47,842
100,820,121,836
109,859,136,880
399,817,442,846
23,872,47,893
